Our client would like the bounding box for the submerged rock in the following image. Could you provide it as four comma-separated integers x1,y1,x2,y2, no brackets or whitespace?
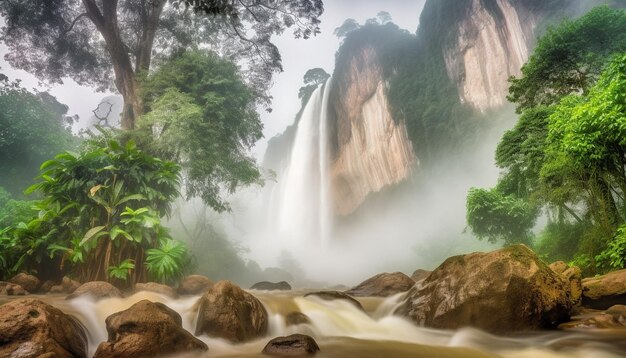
67,281,122,300
94,300,207,358
250,281,292,291
178,275,213,295
549,261,582,306
582,269,626,309
304,291,364,311
0,281,28,295
262,334,320,356
0,298,87,358
345,272,415,297
395,245,572,333
410,269,432,282
285,312,311,326
195,280,268,343
135,282,178,298
560,305,626,330
9,273,40,293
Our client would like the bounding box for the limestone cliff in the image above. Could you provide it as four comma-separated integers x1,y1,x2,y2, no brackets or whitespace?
441,0,537,111
329,47,416,216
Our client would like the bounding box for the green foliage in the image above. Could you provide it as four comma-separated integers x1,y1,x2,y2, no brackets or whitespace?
0,80,77,196
108,259,135,281
509,6,626,112
466,188,537,246
3,133,183,284
146,238,189,285
138,50,263,212
596,224,626,270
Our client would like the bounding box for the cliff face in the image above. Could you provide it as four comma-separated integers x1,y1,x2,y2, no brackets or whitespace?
329,47,416,216
442,0,537,111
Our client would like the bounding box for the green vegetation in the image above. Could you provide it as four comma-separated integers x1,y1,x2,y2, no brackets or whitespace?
467,6,626,274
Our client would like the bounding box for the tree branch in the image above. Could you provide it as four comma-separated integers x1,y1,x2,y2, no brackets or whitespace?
63,13,89,35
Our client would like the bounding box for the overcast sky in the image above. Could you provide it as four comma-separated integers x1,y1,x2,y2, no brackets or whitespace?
0,0,426,158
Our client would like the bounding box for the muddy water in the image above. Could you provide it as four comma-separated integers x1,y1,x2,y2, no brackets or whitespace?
5,291,626,358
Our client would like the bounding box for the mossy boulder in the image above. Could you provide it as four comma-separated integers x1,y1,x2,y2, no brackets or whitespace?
582,269,626,310
395,245,572,333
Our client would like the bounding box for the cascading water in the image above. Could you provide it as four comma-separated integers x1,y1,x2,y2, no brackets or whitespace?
270,78,333,248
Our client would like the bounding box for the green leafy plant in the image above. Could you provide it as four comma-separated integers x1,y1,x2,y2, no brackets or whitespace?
146,238,189,284
108,259,136,281
596,225,626,270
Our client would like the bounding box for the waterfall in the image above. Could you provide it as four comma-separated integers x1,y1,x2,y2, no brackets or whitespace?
271,78,333,247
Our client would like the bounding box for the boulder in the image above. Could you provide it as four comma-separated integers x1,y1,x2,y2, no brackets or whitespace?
0,281,28,295
582,269,626,309
549,261,582,306
410,269,432,282
345,272,415,297
304,291,364,311
195,280,268,343
560,305,626,330
135,282,178,298
0,298,87,358
93,300,207,358
262,334,320,356
284,312,311,326
67,281,122,300
250,281,292,291
9,273,40,293
395,245,572,333
178,275,213,295
40,280,56,293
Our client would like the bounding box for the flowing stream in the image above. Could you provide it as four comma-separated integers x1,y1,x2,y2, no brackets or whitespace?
15,291,626,358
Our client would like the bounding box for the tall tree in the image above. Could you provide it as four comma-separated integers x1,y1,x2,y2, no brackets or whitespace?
0,0,323,129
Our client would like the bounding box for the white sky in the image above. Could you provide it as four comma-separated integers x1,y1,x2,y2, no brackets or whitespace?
0,0,426,157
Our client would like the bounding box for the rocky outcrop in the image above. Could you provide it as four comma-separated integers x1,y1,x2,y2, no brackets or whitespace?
330,47,416,216
262,334,320,356
135,282,178,298
442,0,537,111
410,269,432,282
0,298,87,358
395,245,572,333
582,269,626,310
304,291,364,311
94,300,207,358
67,281,122,300
345,272,415,297
250,281,292,291
50,276,81,294
178,275,213,295
0,281,28,295
195,280,268,343
549,261,582,306
9,273,40,293
560,305,626,330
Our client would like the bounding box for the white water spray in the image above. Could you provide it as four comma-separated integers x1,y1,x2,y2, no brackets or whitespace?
271,78,333,248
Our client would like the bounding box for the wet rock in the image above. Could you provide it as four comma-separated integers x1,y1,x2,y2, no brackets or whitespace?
582,269,626,310
195,280,268,343
560,305,626,330
395,245,572,333
345,272,415,297
67,281,122,300
550,261,582,306
178,275,213,295
262,334,320,356
50,277,81,295
285,312,311,326
250,281,292,291
135,282,178,298
0,281,28,295
93,300,207,358
40,280,56,293
0,298,87,358
410,269,432,282
9,273,40,293
304,291,364,311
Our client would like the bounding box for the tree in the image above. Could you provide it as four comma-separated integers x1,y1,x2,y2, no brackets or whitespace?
508,6,626,113
334,18,359,38
137,50,262,212
0,0,323,129
0,77,77,196
298,67,329,99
